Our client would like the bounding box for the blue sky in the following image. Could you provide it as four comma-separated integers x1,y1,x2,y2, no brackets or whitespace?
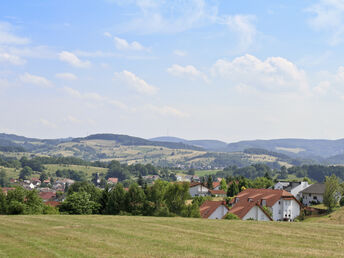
1,0,344,142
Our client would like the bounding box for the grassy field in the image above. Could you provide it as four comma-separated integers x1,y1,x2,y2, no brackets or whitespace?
194,169,221,177
44,164,108,179
0,215,343,257
303,207,344,224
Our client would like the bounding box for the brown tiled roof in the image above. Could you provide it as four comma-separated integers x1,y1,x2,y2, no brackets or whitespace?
200,200,228,219
0,187,15,195
107,178,118,184
209,189,226,195
212,182,221,188
229,188,296,219
39,191,56,201
190,182,202,188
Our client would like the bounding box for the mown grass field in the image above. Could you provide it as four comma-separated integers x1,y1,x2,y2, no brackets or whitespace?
0,215,343,257
44,164,108,179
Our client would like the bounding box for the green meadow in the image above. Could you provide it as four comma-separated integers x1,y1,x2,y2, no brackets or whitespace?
0,215,343,257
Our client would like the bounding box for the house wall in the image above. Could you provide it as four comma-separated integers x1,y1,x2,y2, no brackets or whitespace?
272,199,300,221
290,182,309,200
213,186,221,190
189,185,209,197
242,206,270,221
208,205,229,219
302,193,324,206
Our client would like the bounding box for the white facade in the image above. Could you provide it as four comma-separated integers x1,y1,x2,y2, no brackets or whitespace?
290,182,309,200
242,206,271,221
271,199,300,221
274,181,310,200
208,205,229,219
189,185,209,197
301,193,323,206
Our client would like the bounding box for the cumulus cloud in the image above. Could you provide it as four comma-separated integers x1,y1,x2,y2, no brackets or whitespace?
0,22,30,45
114,36,147,51
211,54,309,93
221,15,257,51
114,70,158,95
58,51,91,68
63,87,128,110
0,52,26,65
146,104,188,118
173,50,187,57
19,73,52,88
307,0,344,45
55,73,78,80
167,64,207,81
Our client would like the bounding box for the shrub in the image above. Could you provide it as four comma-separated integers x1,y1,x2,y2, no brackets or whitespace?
224,213,240,220
340,197,344,207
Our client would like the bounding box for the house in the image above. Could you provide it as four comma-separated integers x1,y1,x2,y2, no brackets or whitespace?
107,178,118,184
300,183,325,206
200,200,229,219
274,181,310,200
229,188,301,221
0,187,15,195
31,178,41,186
189,182,209,197
212,182,221,190
39,191,57,202
208,189,226,197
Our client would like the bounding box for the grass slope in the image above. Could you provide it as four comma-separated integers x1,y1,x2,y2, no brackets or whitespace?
0,215,343,257
304,207,344,224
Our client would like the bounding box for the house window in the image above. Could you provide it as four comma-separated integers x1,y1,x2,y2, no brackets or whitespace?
261,200,266,206
313,196,317,200
309,193,311,197
278,201,281,205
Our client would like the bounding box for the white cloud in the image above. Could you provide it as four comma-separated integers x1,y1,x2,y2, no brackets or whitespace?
19,73,52,88
212,54,309,93
221,15,257,51
58,51,91,68
173,50,187,57
114,36,147,51
55,73,78,80
307,0,344,45
167,64,207,81
114,70,158,95
0,52,26,65
40,119,56,129
314,81,330,94
146,104,188,118
336,66,344,81
104,31,112,38
63,86,128,110
0,22,30,45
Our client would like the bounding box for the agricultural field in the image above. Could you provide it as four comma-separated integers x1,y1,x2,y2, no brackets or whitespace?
44,164,108,179
0,215,343,257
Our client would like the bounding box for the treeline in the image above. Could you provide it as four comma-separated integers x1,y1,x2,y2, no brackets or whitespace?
60,181,199,217
0,188,57,215
218,164,344,182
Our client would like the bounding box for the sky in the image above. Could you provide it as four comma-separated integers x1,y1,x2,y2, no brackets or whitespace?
1,0,344,142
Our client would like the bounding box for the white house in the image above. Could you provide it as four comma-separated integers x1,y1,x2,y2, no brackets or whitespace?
229,188,301,221
274,181,310,200
189,182,210,197
300,183,325,206
200,201,229,219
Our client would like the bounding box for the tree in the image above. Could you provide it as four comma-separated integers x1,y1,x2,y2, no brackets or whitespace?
164,182,189,215
60,192,99,214
207,176,213,190
324,174,340,212
187,168,195,176
0,191,7,214
137,174,144,186
0,169,9,187
19,166,33,180
227,181,239,197
107,183,127,215
125,183,146,215
220,178,227,191
67,181,102,204
278,166,288,179
39,171,48,182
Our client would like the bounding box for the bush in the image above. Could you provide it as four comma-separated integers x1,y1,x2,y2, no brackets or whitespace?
224,212,240,220
340,197,344,207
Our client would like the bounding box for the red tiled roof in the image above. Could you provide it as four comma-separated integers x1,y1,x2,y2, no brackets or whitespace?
45,201,60,207
107,178,118,184
200,200,228,219
229,188,296,219
1,187,15,195
209,189,226,195
39,191,56,201
190,182,202,188
212,182,221,188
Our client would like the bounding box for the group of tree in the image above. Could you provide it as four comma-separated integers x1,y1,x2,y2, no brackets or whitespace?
59,180,200,217
0,187,57,215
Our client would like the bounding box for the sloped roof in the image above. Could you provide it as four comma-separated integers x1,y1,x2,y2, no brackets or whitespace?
300,183,325,194
39,191,56,201
209,189,226,195
200,200,228,218
229,188,297,219
212,182,221,188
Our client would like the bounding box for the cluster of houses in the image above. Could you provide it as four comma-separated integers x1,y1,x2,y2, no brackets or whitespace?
195,180,328,221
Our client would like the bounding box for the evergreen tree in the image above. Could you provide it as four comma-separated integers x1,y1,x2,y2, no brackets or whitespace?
207,176,213,190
